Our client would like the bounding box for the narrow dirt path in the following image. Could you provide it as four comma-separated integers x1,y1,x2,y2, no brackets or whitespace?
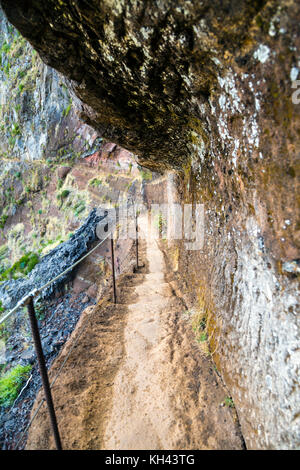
103,216,243,450
26,216,244,449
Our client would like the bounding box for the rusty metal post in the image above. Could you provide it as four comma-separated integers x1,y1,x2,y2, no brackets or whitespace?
135,209,139,270
26,296,62,450
110,237,117,304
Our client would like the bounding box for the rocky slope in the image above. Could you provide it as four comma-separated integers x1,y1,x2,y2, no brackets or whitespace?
0,0,299,450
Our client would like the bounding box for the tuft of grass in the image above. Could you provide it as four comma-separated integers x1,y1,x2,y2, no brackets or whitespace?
73,200,85,216
190,310,211,355
89,178,102,188
63,101,72,117
139,168,152,181
0,214,8,229
0,364,32,408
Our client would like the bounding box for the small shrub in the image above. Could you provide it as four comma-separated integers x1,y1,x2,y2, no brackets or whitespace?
0,252,39,282
0,364,32,408
60,189,70,199
73,200,85,216
11,123,21,137
89,178,102,188
224,396,235,408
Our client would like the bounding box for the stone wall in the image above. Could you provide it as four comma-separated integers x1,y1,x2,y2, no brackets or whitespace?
143,172,299,450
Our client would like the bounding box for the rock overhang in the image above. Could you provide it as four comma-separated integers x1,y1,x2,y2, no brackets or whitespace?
0,0,279,170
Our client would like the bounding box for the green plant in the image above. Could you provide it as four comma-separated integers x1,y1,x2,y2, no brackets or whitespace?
0,245,8,260
0,214,8,229
0,322,9,341
3,62,11,76
59,189,70,199
8,136,16,147
0,300,5,314
139,168,152,181
0,252,39,282
224,396,235,408
89,178,102,188
197,332,208,343
0,364,32,408
63,101,72,117
11,123,21,137
57,178,63,189
73,200,85,216
1,42,10,54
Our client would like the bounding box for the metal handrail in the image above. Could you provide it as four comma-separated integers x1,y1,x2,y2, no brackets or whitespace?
0,217,124,326
1,209,140,450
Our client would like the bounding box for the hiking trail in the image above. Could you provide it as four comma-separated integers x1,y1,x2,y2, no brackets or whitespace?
26,215,243,450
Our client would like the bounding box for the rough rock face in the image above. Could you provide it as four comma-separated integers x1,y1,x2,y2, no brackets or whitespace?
1,0,299,449
0,8,101,163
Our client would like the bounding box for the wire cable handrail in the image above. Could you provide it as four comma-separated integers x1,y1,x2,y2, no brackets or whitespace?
14,221,138,449
1,207,140,450
0,217,126,326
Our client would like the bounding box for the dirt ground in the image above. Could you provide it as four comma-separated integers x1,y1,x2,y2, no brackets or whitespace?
26,216,244,450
